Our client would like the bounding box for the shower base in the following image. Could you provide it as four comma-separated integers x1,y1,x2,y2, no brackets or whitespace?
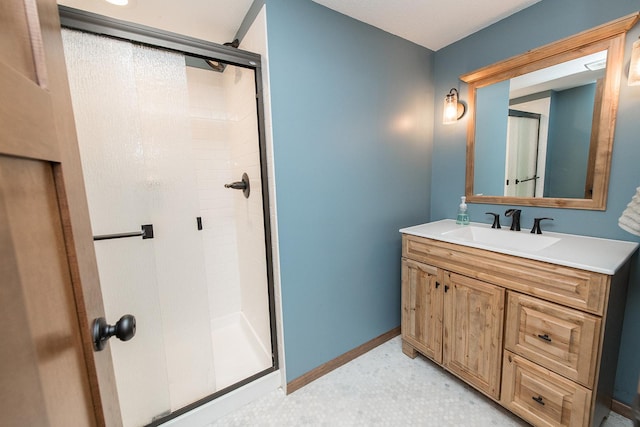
211,312,272,390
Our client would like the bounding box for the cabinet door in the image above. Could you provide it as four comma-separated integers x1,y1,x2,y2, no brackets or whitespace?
401,259,443,363
443,272,505,399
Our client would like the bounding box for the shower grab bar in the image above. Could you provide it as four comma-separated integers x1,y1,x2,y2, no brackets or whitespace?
93,224,154,241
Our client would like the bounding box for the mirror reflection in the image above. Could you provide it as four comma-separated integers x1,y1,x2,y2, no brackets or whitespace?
473,50,606,199
462,14,638,210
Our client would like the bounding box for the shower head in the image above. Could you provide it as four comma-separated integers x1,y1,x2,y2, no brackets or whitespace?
185,38,239,73
203,38,239,73
223,39,240,48
205,59,226,73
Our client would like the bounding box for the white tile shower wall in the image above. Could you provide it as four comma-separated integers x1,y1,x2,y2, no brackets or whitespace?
186,67,242,318
224,64,272,359
186,61,272,364
62,30,215,424
160,8,284,425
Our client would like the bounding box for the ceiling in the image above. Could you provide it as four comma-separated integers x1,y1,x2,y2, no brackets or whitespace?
57,0,542,51
312,0,542,51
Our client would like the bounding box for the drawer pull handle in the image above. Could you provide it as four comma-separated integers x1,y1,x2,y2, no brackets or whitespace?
532,395,545,405
444,285,450,292
435,281,440,289
537,334,552,342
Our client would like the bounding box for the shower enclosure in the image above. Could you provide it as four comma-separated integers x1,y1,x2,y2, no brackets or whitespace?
60,9,277,427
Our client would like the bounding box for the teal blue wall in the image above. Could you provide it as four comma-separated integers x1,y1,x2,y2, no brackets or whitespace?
474,81,509,196
545,84,596,198
433,0,640,404
240,0,640,404
264,0,434,382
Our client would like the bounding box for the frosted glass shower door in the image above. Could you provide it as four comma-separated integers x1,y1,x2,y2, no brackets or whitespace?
63,31,214,426
63,29,275,427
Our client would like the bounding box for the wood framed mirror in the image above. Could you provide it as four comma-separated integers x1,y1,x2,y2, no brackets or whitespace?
461,12,639,210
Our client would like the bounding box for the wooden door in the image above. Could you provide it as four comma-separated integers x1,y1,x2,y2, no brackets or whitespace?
0,1,121,426
443,272,504,399
401,259,443,363
505,112,540,198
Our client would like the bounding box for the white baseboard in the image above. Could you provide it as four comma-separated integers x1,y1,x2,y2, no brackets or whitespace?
160,371,281,426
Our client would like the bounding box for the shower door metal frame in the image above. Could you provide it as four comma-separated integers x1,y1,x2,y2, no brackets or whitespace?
58,6,279,426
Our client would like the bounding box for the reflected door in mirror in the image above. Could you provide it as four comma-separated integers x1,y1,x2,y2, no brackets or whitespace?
505,110,540,198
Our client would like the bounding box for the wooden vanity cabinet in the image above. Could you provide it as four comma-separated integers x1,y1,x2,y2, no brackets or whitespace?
401,259,443,363
401,259,504,399
401,233,632,427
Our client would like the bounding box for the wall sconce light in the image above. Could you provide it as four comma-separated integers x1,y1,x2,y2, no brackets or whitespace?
629,37,640,86
443,88,466,124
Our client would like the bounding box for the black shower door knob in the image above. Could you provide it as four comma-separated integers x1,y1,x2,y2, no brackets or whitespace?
92,314,136,351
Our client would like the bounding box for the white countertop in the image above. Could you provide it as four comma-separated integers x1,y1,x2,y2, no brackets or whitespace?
400,219,638,275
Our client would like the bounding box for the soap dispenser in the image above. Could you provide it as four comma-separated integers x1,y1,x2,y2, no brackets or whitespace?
456,196,470,225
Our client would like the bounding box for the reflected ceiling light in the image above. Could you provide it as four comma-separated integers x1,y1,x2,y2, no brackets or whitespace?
584,59,606,71
443,88,465,125
105,0,128,5
629,37,640,86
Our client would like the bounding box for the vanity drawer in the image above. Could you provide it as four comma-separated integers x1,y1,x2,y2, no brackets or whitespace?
504,292,600,387
501,351,591,427
402,234,609,315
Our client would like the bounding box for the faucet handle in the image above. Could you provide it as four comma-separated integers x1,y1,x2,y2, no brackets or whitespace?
531,217,554,234
485,212,501,229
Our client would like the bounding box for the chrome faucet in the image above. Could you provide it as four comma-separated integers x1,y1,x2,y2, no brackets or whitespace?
505,209,522,231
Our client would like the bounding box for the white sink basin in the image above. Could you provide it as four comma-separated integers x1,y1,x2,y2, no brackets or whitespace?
399,220,639,274
442,226,560,252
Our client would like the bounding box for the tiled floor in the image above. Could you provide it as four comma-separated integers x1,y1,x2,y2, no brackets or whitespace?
211,336,632,426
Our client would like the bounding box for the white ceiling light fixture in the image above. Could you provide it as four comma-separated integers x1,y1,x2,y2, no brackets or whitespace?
584,59,606,71
105,0,129,6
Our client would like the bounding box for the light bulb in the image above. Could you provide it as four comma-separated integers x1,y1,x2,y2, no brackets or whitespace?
443,90,459,125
